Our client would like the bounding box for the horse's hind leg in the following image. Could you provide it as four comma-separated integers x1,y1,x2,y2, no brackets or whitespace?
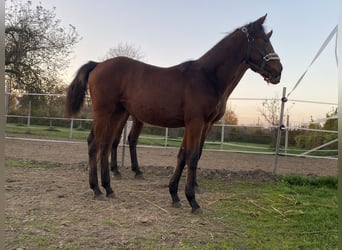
128,117,144,178
110,113,129,179
89,110,127,199
110,138,121,178
88,122,114,198
87,128,103,198
99,138,115,198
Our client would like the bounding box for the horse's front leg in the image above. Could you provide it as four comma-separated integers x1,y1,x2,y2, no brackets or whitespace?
169,142,186,208
184,122,205,214
194,123,213,194
185,151,202,214
169,121,204,213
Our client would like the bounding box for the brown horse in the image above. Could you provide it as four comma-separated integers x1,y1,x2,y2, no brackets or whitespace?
66,15,282,213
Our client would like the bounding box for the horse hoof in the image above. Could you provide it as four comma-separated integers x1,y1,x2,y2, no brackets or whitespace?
113,174,122,180
107,192,116,199
93,194,106,201
192,207,203,214
172,201,182,208
135,173,144,180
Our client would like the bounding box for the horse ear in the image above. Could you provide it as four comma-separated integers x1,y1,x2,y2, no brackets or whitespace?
267,30,273,39
255,14,267,27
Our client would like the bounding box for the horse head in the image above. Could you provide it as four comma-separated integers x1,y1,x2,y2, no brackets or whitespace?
241,14,282,84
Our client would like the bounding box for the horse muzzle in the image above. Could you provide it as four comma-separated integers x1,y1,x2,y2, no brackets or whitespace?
264,73,281,84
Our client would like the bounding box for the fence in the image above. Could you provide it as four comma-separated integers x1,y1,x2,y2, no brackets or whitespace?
5,91,338,174
5,115,338,154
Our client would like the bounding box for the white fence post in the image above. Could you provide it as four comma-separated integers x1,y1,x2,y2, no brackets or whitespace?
165,127,169,147
220,119,225,150
121,121,128,168
69,118,74,138
25,100,31,133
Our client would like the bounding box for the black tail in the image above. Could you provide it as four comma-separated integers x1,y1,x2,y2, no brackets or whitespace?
65,61,98,118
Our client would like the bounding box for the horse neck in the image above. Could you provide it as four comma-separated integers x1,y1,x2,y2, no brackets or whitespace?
197,30,249,99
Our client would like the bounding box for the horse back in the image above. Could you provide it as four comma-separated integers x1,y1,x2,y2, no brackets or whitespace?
88,57,224,127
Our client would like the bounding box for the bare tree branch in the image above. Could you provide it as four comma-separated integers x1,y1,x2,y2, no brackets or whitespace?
102,42,145,61
257,96,280,126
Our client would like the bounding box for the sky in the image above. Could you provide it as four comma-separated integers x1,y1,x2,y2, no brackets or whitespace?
27,0,339,125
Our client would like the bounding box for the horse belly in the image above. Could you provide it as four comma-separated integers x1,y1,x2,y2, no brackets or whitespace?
127,100,185,128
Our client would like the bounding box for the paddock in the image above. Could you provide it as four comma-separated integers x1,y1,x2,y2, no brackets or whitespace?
4,135,338,249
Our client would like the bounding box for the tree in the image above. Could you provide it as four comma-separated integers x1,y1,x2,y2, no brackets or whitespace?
257,96,282,146
102,42,145,61
5,0,80,94
258,96,280,126
223,108,238,125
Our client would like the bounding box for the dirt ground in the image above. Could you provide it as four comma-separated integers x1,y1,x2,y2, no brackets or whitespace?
4,135,338,249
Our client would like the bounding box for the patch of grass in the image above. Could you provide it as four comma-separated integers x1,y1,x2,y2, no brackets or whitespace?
5,158,61,169
119,176,337,249
186,177,337,249
6,123,89,140
281,174,338,189
30,235,48,249
6,215,62,250
45,126,61,132
104,220,118,227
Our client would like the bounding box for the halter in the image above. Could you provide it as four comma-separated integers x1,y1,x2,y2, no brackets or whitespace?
241,26,280,74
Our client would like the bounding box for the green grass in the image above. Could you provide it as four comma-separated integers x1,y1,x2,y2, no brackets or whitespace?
114,175,337,249
195,175,338,250
6,123,88,140
281,174,338,189
104,220,118,227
